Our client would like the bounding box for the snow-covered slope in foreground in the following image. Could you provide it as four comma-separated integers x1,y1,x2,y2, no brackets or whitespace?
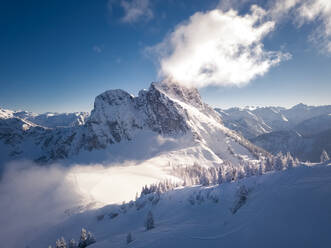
29,163,331,248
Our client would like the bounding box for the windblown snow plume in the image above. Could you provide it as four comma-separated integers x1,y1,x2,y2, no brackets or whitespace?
149,5,290,88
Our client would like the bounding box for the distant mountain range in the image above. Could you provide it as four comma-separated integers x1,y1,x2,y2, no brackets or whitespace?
215,104,331,162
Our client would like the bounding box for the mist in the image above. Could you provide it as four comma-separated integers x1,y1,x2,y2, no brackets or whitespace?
0,159,169,247
0,161,83,247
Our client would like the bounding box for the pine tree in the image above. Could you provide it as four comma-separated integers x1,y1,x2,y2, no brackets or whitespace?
145,211,155,230
320,150,330,163
217,168,224,184
69,239,77,248
258,160,266,175
78,228,96,248
126,232,133,244
265,156,273,172
286,152,294,168
274,153,284,171
56,237,67,248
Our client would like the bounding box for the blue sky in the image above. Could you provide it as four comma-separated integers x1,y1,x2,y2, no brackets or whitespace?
0,0,330,113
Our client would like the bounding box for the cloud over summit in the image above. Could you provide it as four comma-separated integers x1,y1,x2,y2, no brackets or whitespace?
146,0,331,89
149,5,290,88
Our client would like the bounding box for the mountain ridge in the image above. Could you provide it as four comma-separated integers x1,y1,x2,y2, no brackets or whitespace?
0,82,267,167
215,104,331,162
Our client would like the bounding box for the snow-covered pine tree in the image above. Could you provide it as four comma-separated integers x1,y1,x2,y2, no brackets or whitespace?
126,232,133,244
274,153,284,171
286,152,294,168
78,228,96,248
209,167,218,185
56,237,67,248
217,167,224,184
258,160,266,175
69,239,77,248
200,172,210,186
145,211,155,230
265,156,273,172
320,150,330,163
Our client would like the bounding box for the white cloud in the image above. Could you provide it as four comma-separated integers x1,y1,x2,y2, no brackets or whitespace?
270,0,331,53
297,0,331,53
120,0,153,23
149,5,290,88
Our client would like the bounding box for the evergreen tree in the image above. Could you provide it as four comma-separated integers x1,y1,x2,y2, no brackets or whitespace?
217,168,224,184
286,152,294,168
69,239,77,248
145,211,155,230
320,150,330,163
78,228,96,248
56,237,67,248
274,153,284,171
265,156,273,172
258,160,266,175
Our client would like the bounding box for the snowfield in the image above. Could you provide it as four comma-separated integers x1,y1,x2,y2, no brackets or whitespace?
66,162,176,207
23,163,331,248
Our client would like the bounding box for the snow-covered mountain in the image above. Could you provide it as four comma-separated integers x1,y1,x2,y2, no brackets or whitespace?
0,107,89,128
0,82,267,167
215,104,331,162
251,128,331,162
215,104,331,139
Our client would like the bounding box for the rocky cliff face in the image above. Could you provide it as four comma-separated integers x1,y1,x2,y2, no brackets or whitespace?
86,83,190,149
0,82,265,164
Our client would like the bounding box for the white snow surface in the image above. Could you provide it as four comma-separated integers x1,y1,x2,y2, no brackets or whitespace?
19,163,331,248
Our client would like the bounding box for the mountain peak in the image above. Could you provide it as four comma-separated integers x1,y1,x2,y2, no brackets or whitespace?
151,81,205,109
292,103,308,109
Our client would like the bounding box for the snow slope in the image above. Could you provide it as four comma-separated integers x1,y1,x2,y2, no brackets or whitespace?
25,163,331,248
